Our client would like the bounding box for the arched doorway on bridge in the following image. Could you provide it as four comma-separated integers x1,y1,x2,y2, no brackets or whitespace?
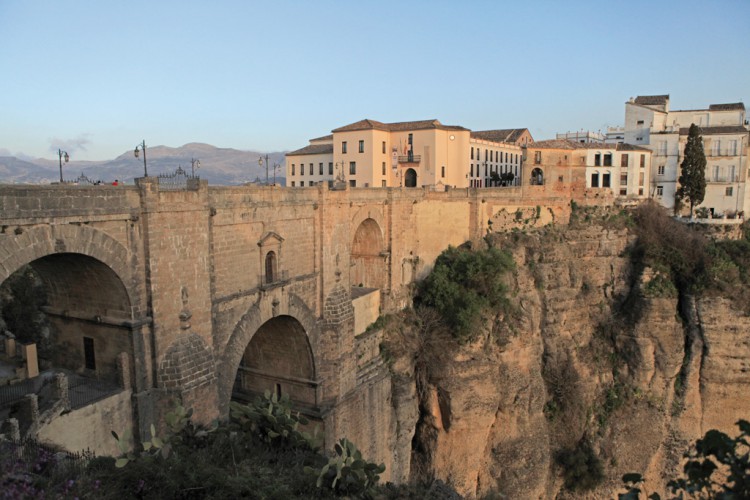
0,253,134,391
404,168,417,188
350,218,386,290
232,315,318,412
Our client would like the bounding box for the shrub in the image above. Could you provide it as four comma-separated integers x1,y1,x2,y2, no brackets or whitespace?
555,440,605,492
304,438,385,497
417,245,515,342
230,390,321,451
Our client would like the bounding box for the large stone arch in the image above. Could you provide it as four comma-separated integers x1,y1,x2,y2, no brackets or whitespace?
217,292,320,415
0,224,139,385
0,224,138,313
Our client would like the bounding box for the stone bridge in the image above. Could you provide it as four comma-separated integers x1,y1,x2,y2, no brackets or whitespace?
0,178,575,473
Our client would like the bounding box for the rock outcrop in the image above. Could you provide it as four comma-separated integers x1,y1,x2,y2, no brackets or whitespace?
383,218,750,498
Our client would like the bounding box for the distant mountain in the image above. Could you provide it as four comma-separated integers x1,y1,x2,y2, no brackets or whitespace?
0,143,287,186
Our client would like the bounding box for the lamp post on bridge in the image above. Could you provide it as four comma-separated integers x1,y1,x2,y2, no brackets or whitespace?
191,158,201,177
258,154,269,185
134,140,148,177
57,149,69,183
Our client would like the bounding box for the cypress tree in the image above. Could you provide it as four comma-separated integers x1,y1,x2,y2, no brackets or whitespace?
676,123,707,218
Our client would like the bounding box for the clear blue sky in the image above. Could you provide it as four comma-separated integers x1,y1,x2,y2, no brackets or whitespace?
1,0,748,161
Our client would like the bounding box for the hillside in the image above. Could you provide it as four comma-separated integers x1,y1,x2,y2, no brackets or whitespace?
0,143,287,186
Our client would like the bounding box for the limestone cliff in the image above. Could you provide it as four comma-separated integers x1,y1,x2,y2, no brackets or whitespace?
382,212,750,499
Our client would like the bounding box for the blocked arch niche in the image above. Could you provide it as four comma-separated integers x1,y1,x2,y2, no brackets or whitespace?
350,218,386,290
217,294,319,415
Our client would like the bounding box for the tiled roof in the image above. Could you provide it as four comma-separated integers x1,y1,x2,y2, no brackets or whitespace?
531,140,648,151
285,144,333,156
634,95,669,106
530,139,595,150
309,134,333,142
708,103,745,111
331,118,469,133
471,128,529,143
678,125,749,136
332,119,390,133
616,143,651,152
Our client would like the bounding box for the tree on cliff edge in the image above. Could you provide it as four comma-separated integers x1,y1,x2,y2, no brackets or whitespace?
676,123,707,218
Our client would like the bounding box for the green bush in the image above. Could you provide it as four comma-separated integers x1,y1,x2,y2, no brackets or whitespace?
417,245,515,342
304,438,385,497
555,440,604,492
230,390,321,451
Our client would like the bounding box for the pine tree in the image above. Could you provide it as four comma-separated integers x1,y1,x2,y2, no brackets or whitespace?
676,123,707,218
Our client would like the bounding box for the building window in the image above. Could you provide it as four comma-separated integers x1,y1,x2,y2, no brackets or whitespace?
484,164,488,176
359,140,364,153
657,165,665,175
300,164,304,176
640,155,646,168
382,180,386,187
603,153,612,167
265,251,277,284
534,151,541,164
726,186,734,196
485,149,488,161
291,181,295,187
382,141,386,154
637,120,644,125
639,172,644,186
729,165,736,182
594,153,601,166
602,173,611,188
441,165,445,178
349,161,356,175
656,185,663,196
319,163,323,175
83,337,96,370
591,173,599,188
300,181,304,186
329,162,333,175
620,187,627,196
471,147,474,160
291,164,295,175
382,162,386,175
349,180,356,187
621,154,628,167
342,141,347,154
309,163,313,175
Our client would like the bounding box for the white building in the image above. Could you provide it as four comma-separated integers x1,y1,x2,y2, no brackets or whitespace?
623,95,749,215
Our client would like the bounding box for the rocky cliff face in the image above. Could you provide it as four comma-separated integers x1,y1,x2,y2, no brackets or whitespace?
383,215,750,498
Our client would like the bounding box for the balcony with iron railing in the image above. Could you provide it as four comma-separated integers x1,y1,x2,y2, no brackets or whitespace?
397,155,421,164
258,270,290,290
707,175,739,183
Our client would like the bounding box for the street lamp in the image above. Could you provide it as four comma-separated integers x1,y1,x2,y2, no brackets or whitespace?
191,158,201,177
134,140,148,177
57,149,69,183
258,154,269,185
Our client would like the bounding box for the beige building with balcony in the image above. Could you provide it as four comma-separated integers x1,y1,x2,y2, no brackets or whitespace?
623,95,749,215
286,119,531,189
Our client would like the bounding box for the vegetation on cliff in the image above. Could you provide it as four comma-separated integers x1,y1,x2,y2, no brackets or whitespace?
416,244,515,343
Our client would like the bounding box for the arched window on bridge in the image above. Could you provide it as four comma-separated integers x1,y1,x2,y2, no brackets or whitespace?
257,231,284,287
265,251,277,284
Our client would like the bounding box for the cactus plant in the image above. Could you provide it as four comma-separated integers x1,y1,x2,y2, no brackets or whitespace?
304,438,386,496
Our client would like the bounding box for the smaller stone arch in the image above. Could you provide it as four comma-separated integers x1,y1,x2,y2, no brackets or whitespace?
217,293,319,415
